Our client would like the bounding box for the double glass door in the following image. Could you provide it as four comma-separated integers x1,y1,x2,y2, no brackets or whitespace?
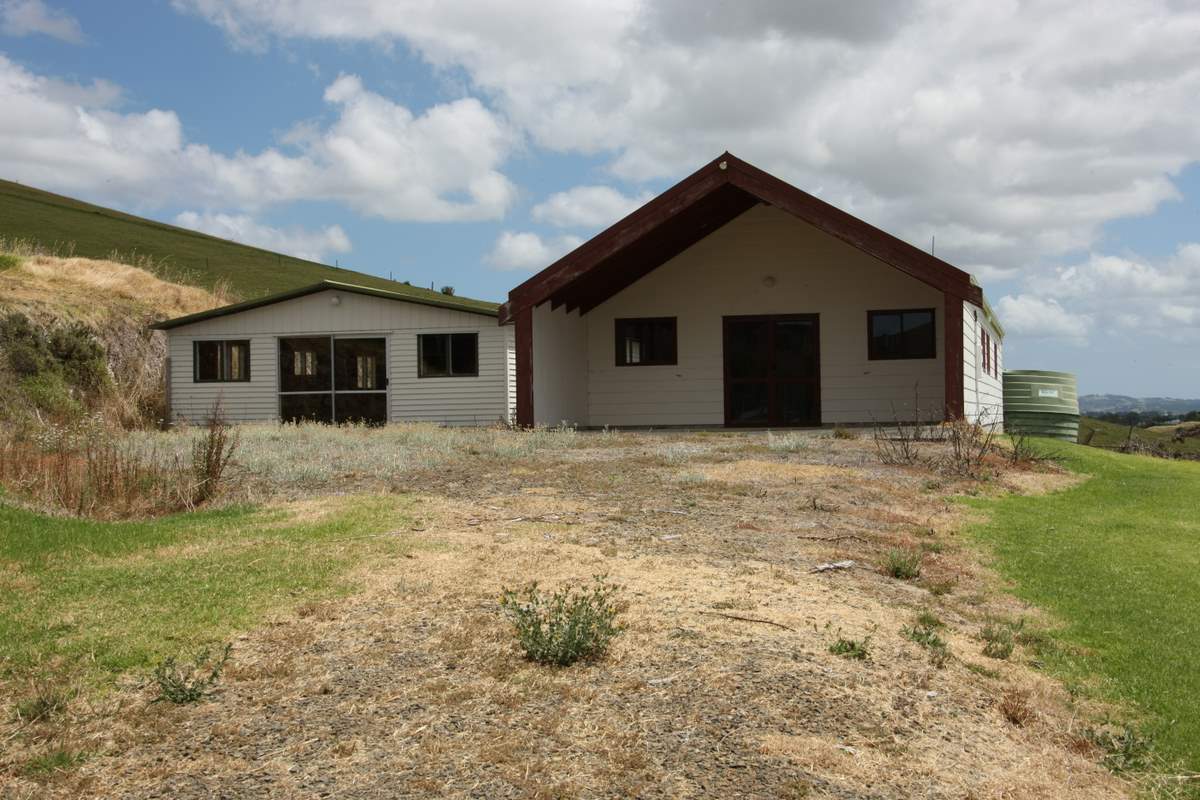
278,336,387,424
723,315,820,427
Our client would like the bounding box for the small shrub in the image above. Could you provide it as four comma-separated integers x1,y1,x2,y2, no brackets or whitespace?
0,253,20,270
1007,433,1063,467
981,624,1016,660
998,688,1035,727
903,622,951,668
152,643,232,704
828,634,871,661
500,576,623,666
882,549,922,580
191,402,238,504
1080,724,1154,773
831,426,858,440
941,414,999,477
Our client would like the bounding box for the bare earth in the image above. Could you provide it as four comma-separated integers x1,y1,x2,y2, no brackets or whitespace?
12,430,1127,799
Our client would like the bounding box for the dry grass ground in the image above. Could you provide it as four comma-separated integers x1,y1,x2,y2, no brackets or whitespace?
1,427,1133,799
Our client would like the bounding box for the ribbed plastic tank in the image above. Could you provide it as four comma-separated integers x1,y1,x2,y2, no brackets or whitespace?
1003,370,1080,441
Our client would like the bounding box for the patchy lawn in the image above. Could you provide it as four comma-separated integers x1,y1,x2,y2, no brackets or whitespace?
0,494,419,690
0,425,1136,799
968,442,1200,773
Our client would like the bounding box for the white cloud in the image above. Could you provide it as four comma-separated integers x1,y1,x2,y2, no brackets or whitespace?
0,0,82,42
486,231,583,271
0,56,516,221
176,0,1200,279
532,185,653,229
173,211,351,262
995,295,1091,343
1005,244,1200,342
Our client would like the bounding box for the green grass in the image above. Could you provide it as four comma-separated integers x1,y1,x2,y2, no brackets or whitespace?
0,178,498,310
1078,416,1200,458
967,442,1200,769
0,494,420,690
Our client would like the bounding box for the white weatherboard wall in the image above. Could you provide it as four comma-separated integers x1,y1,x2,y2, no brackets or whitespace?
166,289,511,426
531,302,588,426
962,299,1003,425
581,204,946,427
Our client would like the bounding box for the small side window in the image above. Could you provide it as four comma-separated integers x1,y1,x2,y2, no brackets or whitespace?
867,309,935,360
615,317,677,366
194,340,250,382
418,333,479,377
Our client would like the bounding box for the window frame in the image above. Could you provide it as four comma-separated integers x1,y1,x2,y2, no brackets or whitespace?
614,316,678,367
982,328,991,376
193,339,251,383
417,332,480,378
866,308,937,361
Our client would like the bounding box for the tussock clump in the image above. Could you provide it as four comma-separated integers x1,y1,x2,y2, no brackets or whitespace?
882,548,923,580
500,576,623,666
767,432,810,453
998,688,1036,727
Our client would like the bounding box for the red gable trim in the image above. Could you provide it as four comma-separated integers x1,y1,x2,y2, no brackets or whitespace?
500,152,981,324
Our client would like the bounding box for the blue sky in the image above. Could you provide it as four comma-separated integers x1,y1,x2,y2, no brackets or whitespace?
2,0,1198,396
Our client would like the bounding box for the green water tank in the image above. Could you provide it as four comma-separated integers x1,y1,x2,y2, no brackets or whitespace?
1003,370,1079,441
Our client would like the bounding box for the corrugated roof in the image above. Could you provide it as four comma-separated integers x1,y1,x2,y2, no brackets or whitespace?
150,279,499,330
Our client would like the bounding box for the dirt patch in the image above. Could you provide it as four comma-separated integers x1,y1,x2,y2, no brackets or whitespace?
2,431,1132,799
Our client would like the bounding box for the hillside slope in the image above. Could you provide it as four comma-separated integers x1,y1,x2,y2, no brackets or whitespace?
0,253,226,426
0,179,497,312
1078,416,1200,458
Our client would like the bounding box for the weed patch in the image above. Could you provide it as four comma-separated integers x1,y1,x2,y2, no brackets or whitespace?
152,642,232,704
903,621,951,667
21,748,85,777
500,576,623,666
828,634,871,661
981,623,1016,660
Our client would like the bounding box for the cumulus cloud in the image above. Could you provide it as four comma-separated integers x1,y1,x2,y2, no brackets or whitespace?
1009,245,1200,342
1,0,82,42
174,211,351,262
995,295,1091,343
531,185,653,229
174,0,1200,280
0,56,516,221
486,231,583,271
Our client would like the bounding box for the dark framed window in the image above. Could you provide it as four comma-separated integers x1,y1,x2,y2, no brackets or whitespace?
418,333,478,377
194,340,250,382
867,309,935,360
982,329,991,376
615,317,677,366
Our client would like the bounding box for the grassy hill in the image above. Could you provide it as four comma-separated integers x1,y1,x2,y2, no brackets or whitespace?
1078,416,1200,458
0,178,497,312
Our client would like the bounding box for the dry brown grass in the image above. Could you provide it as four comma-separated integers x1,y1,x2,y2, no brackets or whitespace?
0,254,228,324
0,430,1137,799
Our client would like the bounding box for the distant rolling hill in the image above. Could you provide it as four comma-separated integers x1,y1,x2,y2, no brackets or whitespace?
0,178,497,312
1079,394,1200,416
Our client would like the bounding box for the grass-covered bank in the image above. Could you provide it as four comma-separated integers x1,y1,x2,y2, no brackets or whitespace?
0,493,419,692
967,442,1200,771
